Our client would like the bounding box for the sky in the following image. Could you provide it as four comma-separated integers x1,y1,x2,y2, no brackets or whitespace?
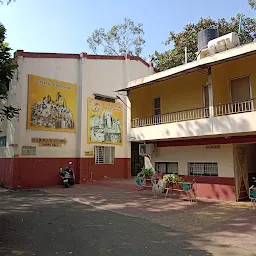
0,0,255,59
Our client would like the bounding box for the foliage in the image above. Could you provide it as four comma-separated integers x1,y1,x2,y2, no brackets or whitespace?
137,167,154,178
163,174,184,183
0,23,19,122
87,18,145,56
248,0,256,9
153,14,256,72
0,0,15,4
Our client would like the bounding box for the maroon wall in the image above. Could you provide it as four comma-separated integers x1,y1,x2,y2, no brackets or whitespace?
79,158,131,183
0,158,14,189
0,157,130,189
16,158,80,189
181,175,236,201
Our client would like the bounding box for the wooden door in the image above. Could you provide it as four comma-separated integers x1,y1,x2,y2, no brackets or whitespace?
234,145,249,200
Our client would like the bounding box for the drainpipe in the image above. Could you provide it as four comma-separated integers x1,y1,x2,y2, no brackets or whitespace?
208,67,214,135
124,55,131,179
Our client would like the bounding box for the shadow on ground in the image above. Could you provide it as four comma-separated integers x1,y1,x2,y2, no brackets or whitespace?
0,191,216,256
1,189,256,255
41,185,256,256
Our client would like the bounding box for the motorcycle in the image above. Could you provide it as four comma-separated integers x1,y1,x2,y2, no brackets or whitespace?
59,161,75,188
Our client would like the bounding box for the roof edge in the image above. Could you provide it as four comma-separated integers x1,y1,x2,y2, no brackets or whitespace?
124,41,256,91
14,50,152,68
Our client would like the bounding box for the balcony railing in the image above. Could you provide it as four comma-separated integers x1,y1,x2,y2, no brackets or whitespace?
131,99,256,128
214,99,254,116
131,107,209,128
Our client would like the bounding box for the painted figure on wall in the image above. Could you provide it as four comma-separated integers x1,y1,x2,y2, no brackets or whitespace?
27,75,77,133
88,98,122,145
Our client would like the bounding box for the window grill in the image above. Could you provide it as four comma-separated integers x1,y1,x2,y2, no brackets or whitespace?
95,146,115,164
188,162,218,176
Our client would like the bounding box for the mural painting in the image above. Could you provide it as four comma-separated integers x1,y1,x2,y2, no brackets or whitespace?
27,75,77,133
88,98,122,145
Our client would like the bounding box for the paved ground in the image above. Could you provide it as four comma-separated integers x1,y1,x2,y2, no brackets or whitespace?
0,185,256,256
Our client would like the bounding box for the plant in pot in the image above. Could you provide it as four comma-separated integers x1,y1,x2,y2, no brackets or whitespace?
136,167,154,186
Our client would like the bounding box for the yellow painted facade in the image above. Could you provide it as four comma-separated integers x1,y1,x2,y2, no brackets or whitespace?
130,54,256,120
130,72,207,119
212,54,256,105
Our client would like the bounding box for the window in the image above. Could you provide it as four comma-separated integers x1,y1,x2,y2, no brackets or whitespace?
188,162,218,176
95,146,115,164
153,97,161,115
94,94,116,103
153,97,161,124
155,162,178,174
0,136,6,147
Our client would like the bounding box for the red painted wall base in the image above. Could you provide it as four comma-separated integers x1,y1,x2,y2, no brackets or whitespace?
0,157,131,190
181,176,236,201
0,157,236,200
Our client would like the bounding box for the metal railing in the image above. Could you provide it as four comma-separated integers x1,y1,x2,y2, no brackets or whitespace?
131,107,209,128
214,99,254,117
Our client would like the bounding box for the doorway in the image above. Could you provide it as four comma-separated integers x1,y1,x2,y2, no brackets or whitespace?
131,142,144,177
234,143,256,201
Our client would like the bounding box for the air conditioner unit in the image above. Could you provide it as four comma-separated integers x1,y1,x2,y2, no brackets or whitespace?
139,143,157,156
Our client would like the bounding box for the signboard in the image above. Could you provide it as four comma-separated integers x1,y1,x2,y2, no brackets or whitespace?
27,75,77,133
87,98,123,145
85,151,94,157
21,146,36,155
206,145,221,149
32,138,67,147
39,142,61,147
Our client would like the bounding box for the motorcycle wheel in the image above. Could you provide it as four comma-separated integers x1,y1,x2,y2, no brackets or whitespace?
64,183,70,188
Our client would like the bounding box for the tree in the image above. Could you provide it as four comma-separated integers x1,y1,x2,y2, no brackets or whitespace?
248,0,256,9
0,23,19,122
87,18,145,56
153,14,256,72
0,0,15,4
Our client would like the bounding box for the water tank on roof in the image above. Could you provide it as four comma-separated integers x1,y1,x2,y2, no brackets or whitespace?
197,29,219,52
208,32,240,55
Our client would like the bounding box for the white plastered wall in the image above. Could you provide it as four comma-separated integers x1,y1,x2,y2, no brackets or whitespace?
15,57,80,158
8,55,153,159
151,144,235,178
81,58,154,159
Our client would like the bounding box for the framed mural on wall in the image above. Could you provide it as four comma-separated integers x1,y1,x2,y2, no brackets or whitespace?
87,98,123,145
27,75,77,133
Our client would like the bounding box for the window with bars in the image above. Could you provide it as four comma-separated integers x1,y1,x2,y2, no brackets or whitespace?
153,97,161,115
94,146,115,164
188,162,218,176
0,136,6,147
153,97,161,124
155,162,178,174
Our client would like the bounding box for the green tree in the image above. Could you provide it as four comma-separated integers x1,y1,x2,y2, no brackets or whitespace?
0,23,19,121
0,0,14,4
248,0,256,9
87,18,145,56
154,14,256,72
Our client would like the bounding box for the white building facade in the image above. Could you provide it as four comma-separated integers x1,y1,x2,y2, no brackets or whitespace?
0,50,153,189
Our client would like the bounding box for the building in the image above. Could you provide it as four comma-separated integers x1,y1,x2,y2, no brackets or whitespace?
0,50,154,189
117,39,256,201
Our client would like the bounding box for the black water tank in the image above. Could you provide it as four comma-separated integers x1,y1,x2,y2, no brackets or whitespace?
197,28,219,52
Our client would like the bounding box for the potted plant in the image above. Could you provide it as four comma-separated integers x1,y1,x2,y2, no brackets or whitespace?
136,167,154,186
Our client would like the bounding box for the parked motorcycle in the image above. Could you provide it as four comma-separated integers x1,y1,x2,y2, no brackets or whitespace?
59,161,75,188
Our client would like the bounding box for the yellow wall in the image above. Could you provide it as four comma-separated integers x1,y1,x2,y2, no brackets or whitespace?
130,54,256,120
130,72,208,119
212,54,256,105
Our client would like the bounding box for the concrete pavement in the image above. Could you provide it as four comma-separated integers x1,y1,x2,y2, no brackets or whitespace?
0,185,255,256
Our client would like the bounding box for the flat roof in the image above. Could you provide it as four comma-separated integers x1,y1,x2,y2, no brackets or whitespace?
116,41,256,92
14,50,151,68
